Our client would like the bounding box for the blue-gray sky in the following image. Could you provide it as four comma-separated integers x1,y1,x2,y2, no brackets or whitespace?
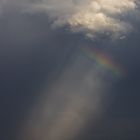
0,1,140,140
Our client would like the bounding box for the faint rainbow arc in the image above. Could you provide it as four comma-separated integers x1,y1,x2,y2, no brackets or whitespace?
81,47,126,76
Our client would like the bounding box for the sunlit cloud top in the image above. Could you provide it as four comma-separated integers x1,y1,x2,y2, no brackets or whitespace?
29,0,139,38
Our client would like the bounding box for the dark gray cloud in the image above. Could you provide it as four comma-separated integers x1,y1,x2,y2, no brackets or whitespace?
0,1,140,140
0,7,80,140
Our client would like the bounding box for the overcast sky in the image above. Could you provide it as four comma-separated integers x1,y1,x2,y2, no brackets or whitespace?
0,1,140,140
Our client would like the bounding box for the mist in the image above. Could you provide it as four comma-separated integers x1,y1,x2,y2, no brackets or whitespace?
0,1,140,140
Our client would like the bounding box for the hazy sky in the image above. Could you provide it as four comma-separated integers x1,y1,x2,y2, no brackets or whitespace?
0,1,140,140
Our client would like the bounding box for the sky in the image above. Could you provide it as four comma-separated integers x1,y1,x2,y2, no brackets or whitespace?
0,0,140,140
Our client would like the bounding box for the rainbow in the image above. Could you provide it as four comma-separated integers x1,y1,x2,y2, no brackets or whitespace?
80,47,126,76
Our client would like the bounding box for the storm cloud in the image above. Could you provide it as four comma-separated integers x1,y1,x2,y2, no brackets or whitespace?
0,1,140,140
27,0,140,38
1,0,139,38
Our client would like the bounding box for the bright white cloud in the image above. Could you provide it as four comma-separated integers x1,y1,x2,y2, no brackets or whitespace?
0,0,139,38
28,0,139,38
